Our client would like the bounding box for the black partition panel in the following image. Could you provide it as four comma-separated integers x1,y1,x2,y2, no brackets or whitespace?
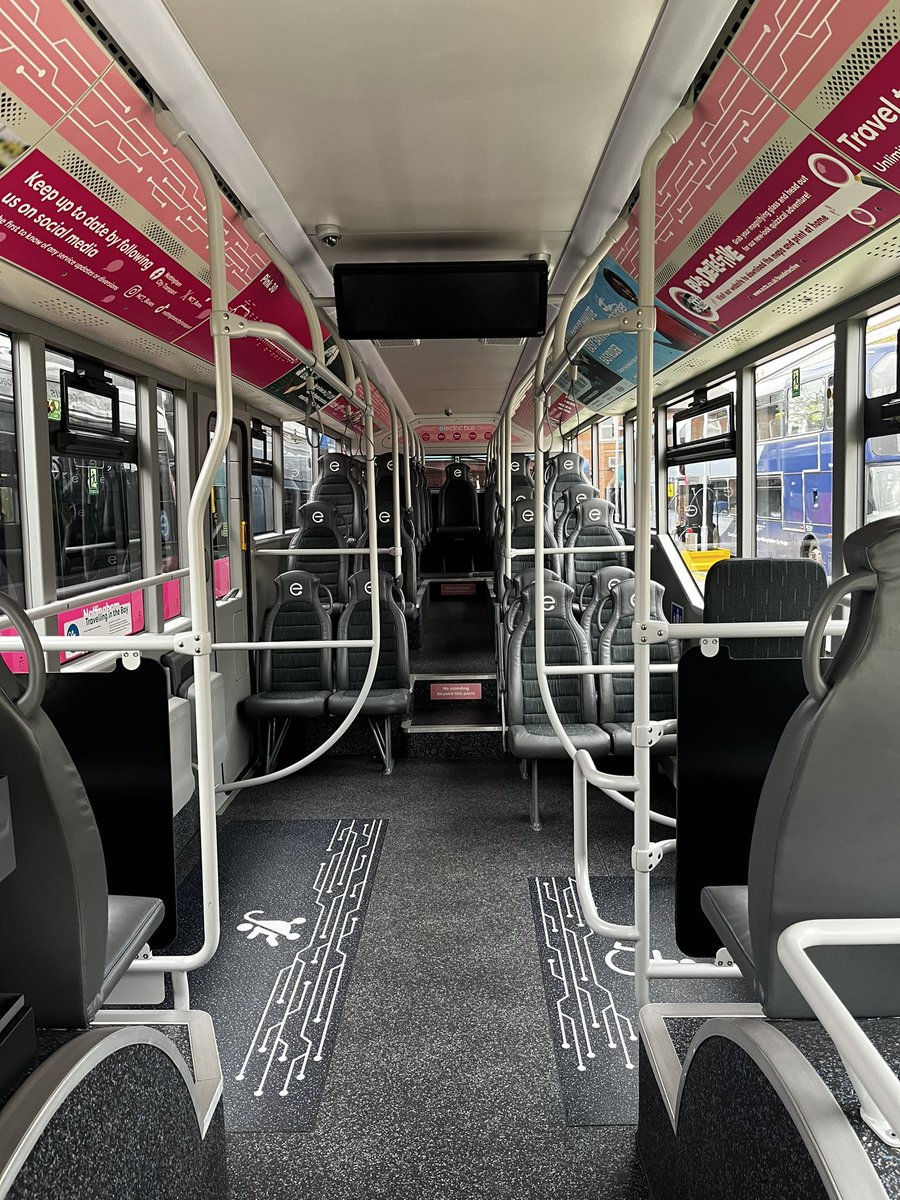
42,660,177,949
675,647,810,956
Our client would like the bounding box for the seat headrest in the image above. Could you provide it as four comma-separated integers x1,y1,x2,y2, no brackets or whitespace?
273,570,328,606
320,453,354,477
444,463,471,483
842,516,900,577
511,486,535,504
587,565,634,605
517,568,560,589
558,482,598,510
548,451,590,482
298,500,341,532
576,498,616,529
522,577,575,618
512,498,539,528
346,569,404,605
510,456,534,476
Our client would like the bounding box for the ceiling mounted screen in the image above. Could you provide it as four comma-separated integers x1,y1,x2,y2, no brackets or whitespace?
333,261,548,340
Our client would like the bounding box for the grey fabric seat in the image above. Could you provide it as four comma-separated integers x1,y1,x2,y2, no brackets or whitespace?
702,517,900,1018
329,570,412,719
437,463,479,533
0,596,163,1027
309,453,364,543
544,451,592,527
704,557,826,658
506,578,609,828
288,501,350,610
243,571,333,721
598,579,678,755
355,509,419,618
508,498,562,578
564,499,627,599
580,565,635,660
553,482,601,546
509,456,534,492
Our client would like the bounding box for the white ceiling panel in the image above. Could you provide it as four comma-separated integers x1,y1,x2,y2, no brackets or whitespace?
157,0,668,415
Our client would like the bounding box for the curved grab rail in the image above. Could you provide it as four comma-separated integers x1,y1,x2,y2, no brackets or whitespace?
778,918,900,1147
802,571,876,702
0,591,45,718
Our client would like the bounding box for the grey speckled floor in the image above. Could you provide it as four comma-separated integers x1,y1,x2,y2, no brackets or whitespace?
223,755,652,1200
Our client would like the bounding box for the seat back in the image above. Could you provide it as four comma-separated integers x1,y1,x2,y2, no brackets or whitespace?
509,499,561,577
509,456,534,491
437,463,479,529
336,570,410,690
748,517,900,1018
545,451,591,519
256,571,333,695
564,499,626,593
704,558,826,658
597,579,678,727
553,482,600,545
580,565,635,660
506,578,596,728
373,453,395,507
288,501,349,604
356,510,418,603
309,453,363,541
0,609,109,1027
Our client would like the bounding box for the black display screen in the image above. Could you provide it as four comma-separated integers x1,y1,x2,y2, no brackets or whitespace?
334,260,548,340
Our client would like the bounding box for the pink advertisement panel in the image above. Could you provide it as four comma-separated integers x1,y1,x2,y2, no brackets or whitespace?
57,590,146,663
0,627,28,674
0,1,107,129
0,149,211,337
162,579,182,622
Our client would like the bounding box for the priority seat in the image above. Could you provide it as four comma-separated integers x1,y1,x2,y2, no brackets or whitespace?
564,498,627,601
597,578,678,755
704,557,826,658
329,570,412,772
288,500,350,611
702,517,900,1018
437,463,479,533
309,453,364,543
0,593,163,1027
506,578,609,830
243,571,333,769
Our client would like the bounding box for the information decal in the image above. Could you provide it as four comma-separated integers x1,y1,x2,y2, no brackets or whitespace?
0,149,211,338
57,591,145,663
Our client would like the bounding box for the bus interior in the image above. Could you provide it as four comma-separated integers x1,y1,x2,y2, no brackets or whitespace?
0,1,898,1197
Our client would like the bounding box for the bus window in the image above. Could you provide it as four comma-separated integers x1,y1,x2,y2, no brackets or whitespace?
0,332,24,606
283,420,312,529
753,334,835,577
250,420,275,534
46,349,144,601
629,418,656,529
597,416,624,520
158,387,181,620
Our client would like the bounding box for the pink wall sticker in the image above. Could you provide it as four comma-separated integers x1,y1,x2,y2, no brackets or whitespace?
57,590,146,663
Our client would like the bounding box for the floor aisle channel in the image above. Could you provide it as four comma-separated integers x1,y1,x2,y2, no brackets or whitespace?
174,817,386,1132
219,758,655,1200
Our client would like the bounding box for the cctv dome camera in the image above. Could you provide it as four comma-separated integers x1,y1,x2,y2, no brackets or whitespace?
316,223,342,248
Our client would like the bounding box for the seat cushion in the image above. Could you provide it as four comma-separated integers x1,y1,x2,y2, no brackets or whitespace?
602,722,677,756
243,690,331,719
103,894,165,1002
701,885,756,987
507,722,610,760
329,688,411,717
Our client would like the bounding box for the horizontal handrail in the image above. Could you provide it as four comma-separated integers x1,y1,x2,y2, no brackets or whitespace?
545,664,678,675
253,547,397,557
213,639,374,651
0,634,177,653
507,544,633,557
0,569,190,632
668,620,848,639
778,918,900,1147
